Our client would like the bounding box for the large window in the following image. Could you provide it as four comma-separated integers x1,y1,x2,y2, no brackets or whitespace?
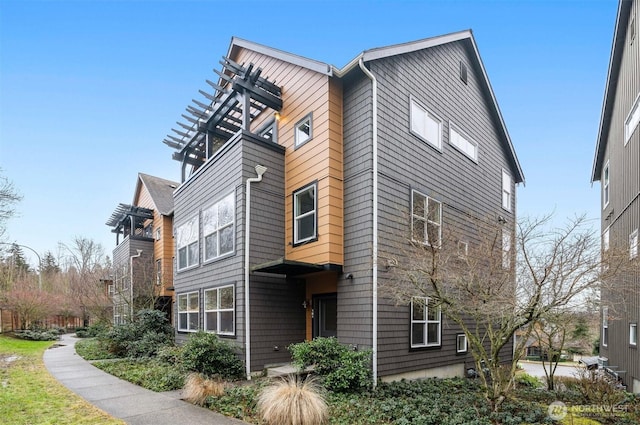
203,192,235,261
294,183,317,244
411,297,441,348
295,113,312,147
204,285,235,335
625,93,640,145
410,98,442,150
502,170,512,211
178,291,199,332
603,161,610,208
502,229,511,269
630,229,639,259
177,216,199,270
411,190,442,247
449,123,478,162
602,306,609,347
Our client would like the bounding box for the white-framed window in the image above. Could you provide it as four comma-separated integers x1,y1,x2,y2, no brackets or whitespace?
293,183,317,244
602,306,609,347
603,227,610,252
203,192,235,261
411,189,442,247
449,123,478,162
502,229,511,269
178,291,199,332
295,113,312,147
630,323,637,346
155,228,161,241
603,161,610,208
625,93,640,145
204,285,235,335
411,296,441,348
410,97,442,150
177,216,199,270
630,229,639,259
458,241,469,257
502,170,512,211
259,119,277,143
107,284,114,296
156,259,162,285
456,334,468,353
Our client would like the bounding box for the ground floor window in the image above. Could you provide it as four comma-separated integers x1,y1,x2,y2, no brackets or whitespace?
177,291,199,332
411,296,441,348
456,334,468,353
204,285,235,335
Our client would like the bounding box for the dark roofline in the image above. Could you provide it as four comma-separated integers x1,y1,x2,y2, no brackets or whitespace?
592,0,631,182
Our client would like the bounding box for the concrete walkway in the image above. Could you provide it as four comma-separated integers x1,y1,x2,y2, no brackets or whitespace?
43,334,248,425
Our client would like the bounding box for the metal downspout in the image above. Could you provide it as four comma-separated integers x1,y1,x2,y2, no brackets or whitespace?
244,164,267,380
359,58,378,387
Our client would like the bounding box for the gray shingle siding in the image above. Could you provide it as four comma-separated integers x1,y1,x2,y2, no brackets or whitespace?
341,40,516,377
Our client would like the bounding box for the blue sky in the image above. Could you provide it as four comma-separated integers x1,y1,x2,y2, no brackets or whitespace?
0,0,617,267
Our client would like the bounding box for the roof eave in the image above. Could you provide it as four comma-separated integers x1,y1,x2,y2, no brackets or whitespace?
591,0,630,183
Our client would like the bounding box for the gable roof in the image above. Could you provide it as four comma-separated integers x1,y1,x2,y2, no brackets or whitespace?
227,31,524,184
135,173,179,216
336,30,524,185
592,0,632,182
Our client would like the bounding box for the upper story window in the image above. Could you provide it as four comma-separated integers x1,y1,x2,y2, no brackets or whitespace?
449,123,478,162
177,216,199,270
294,183,317,245
603,161,610,208
411,296,441,348
411,189,442,247
202,192,235,261
456,334,468,353
502,229,511,269
204,285,235,336
502,170,512,212
156,259,162,285
295,113,313,148
630,323,638,346
259,119,277,143
625,93,640,145
603,227,610,252
177,291,199,332
410,97,442,150
155,228,161,241
630,229,639,259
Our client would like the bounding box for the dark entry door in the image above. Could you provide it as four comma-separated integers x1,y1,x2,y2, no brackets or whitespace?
312,293,337,338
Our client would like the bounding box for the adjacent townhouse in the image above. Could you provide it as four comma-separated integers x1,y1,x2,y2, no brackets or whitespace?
106,173,178,324
592,0,640,393
165,30,524,381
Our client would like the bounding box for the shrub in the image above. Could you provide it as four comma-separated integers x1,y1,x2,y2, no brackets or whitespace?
257,374,328,425
14,329,59,341
92,359,185,392
515,372,542,388
157,344,183,365
182,372,225,406
181,331,244,380
102,309,174,358
75,338,117,360
289,337,372,393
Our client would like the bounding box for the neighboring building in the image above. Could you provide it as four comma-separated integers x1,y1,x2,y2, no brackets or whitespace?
165,31,524,381
592,0,640,393
106,173,178,324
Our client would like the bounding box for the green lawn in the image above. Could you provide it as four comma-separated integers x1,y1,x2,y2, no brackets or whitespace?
0,335,125,425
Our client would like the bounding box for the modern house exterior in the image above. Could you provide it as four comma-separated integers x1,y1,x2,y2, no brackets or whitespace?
592,0,640,393
165,31,524,381
106,173,178,324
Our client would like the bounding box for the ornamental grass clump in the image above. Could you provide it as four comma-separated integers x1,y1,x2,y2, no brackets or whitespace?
257,374,328,425
182,372,225,406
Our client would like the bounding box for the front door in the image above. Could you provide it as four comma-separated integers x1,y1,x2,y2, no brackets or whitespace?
312,293,337,338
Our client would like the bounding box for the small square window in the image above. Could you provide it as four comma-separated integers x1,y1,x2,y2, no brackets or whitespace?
457,334,468,353
295,114,313,147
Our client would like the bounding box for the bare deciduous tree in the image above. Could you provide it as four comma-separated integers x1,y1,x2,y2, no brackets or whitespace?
0,170,21,240
382,214,619,412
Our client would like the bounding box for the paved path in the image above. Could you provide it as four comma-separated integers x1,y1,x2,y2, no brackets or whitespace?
519,360,584,379
43,334,248,425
